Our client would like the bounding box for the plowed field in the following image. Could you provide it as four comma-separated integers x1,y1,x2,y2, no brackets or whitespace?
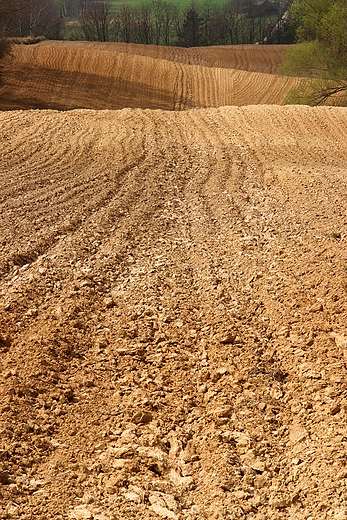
0,41,296,110
1,43,347,520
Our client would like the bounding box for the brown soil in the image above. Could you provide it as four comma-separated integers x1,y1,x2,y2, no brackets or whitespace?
1,43,347,520
0,41,296,110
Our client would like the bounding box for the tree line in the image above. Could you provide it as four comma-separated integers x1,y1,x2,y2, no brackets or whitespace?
76,0,294,46
0,0,294,46
0,0,62,40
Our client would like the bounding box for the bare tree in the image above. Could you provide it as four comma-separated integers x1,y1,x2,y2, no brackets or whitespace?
0,37,11,84
151,0,163,45
220,0,244,45
212,5,228,44
1,0,61,39
0,1,12,82
38,0,293,46
79,0,113,41
59,0,80,18
200,0,216,46
78,0,89,14
25,0,49,36
243,1,259,43
162,2,179,46
116,4,134,43
134,3,154,44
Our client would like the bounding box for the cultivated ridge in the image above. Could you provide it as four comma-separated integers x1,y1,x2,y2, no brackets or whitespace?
0,41,297,110
1,105,347,519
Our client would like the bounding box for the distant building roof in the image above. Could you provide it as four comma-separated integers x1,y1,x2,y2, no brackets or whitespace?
255,0,279,16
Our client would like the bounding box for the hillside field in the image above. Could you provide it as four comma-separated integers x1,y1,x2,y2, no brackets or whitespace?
1,42,347,520
0,41,295,111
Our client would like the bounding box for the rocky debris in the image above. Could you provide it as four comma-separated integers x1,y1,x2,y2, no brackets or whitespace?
269,496,291,509
150,504,177,519
104,297,114,309
0,470,11,484
219,331,237,344
210,367,228,382
110,446,136,459
309,302,323,313
0,333,11,348
1,106,347,520
330,403,341,415
149,492,179,519
25,307,38,317
289,424,307,444
68,506,93,520
209,405,233,419
133,410,153,424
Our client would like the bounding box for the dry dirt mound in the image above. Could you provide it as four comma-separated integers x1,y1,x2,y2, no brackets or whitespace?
0,41,296,110
1,105,347,520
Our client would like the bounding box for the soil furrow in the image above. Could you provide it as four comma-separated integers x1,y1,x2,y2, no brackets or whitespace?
1,106,347,520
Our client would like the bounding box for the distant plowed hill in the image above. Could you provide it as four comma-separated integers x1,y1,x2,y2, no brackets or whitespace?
0,41,296,110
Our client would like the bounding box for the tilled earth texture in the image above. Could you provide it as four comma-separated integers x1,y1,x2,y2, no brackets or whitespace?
1,45,347,520
0,41,297,111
